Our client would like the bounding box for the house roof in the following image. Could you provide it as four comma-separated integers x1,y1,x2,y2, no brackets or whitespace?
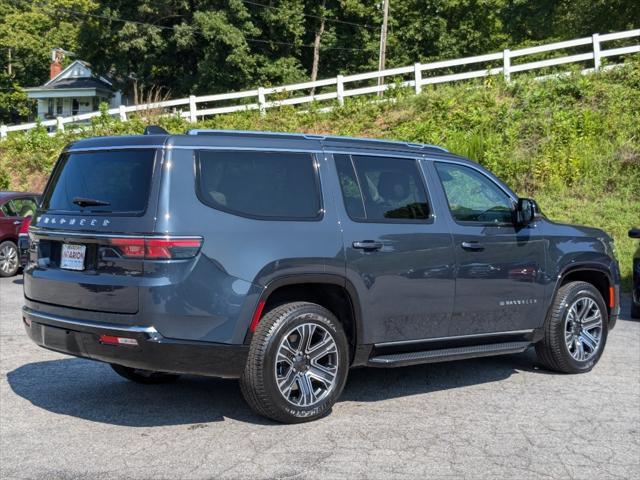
25,59,116,95
42,76,114,91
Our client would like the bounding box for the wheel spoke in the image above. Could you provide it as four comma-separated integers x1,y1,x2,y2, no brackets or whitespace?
307,363,337,388
581,313,602,331
278,369,298,398
308,338,337,361
280,337,297,358
574,337,585,361
297,372,317,406
580,330,598,352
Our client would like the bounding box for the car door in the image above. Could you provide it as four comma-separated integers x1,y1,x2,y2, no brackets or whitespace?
332,152,456,345
0,199,24,240
429,160,547,336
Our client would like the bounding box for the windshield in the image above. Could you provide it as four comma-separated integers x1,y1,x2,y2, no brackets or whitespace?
41,150,156,214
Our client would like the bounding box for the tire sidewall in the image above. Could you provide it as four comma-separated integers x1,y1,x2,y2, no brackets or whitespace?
556,286,609,372
261,306,349,421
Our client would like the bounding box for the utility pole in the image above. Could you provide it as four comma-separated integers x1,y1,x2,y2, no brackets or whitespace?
377,0,389,96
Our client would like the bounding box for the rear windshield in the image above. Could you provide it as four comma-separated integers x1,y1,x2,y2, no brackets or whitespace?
41,150,156,214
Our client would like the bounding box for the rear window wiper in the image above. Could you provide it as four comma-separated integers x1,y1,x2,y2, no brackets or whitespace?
72,196,111,207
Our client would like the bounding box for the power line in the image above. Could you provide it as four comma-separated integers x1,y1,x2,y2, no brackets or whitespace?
30,1,373,53
240,0,379,31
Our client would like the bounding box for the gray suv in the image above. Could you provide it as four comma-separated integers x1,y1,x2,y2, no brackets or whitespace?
23,129,620,423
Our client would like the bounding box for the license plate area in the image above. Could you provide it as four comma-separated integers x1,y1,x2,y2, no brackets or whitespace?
60,243,86,271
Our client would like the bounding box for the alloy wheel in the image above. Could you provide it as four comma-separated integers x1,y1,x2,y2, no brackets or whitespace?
564,296,603,362
0,243,18,276
274,322,339,407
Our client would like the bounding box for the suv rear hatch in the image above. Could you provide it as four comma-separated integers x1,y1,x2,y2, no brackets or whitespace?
25,148,162,315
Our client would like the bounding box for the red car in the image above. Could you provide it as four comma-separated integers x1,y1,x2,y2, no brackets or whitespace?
0,191,40,277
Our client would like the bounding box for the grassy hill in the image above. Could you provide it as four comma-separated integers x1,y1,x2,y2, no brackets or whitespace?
1,63,638,288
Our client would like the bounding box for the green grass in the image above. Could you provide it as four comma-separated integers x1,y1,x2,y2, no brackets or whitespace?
1,62,638,289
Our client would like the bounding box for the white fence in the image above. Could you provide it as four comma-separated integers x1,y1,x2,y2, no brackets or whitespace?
2,28,638,139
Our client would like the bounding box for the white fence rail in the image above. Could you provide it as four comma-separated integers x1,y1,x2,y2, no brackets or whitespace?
2,28,638,138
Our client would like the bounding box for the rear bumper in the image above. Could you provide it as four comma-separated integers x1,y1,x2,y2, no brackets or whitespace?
22,306,248,378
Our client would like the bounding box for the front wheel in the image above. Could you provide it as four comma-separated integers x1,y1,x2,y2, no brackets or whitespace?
536,281,608,373
240,302,349,423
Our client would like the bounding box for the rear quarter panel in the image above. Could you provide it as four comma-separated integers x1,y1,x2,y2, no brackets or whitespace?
147,147,344,344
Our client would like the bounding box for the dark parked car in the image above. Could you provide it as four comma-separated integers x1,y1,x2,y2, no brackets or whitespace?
630,228,640,318
0,191,39,277
23,129,620,423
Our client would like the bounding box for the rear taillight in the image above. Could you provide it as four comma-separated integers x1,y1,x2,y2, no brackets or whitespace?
110,237,202,260
19,216,31,235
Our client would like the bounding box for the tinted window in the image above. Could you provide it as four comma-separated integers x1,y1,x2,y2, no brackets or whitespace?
1,201,18,216
435,162,513,224
334,154,366,220
42,150,156,214
336,154,429,222
197,151,321,219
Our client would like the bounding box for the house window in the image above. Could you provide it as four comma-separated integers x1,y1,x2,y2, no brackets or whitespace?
47,99,54,117
92,97,99,111
72,99,79,115
56,98,63,115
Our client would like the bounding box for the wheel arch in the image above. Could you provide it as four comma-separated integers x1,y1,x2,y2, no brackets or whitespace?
553,264,617,321
244,274,364,359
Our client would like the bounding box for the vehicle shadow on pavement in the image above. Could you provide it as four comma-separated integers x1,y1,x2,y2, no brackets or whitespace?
6,350,551,426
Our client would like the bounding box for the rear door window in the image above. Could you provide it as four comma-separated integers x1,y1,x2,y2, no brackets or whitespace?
41,150,156,215
335,154,430,222
196,151,322,220
9,197,38,217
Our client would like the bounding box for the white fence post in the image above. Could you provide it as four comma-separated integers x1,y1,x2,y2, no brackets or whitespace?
257,87,266,115
119,105,127,121
189,95,197,123
592,33,601,71
0,125,7,139
503,49,511,82
56,117,64,133
336,75,345,106
414,63,422,94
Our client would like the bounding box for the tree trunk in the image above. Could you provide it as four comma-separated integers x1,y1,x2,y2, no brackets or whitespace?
310,0,326,95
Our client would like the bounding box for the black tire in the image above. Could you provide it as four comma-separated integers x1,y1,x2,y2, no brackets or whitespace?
536,281,608,374
240,302,349,424
110,364,180,384
0,240,19,277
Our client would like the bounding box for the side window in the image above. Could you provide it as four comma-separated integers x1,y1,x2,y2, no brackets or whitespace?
335,154,430,222
334,154,366,220
197,151,322,220
0,201,17,216
435,162,514,224
10,198,37,217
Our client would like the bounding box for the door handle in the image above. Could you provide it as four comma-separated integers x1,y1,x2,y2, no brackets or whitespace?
13,220,22,225
461,241,484,251
352,240,383,251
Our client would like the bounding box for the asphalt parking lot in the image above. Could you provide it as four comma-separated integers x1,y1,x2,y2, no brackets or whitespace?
1,275,639,479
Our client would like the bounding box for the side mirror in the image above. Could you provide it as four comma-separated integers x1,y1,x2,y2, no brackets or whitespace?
516,198,538,225
629,228,640,239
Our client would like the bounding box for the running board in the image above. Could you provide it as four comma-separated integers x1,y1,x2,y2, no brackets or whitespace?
367,341,531,368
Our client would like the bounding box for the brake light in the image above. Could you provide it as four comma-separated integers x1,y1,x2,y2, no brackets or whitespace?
19,216,31,235
110,237,202,260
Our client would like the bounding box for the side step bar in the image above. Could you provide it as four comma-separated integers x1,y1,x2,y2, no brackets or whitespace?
367,341,531,368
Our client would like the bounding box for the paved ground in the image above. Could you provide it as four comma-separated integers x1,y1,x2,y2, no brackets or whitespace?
1,275,638,480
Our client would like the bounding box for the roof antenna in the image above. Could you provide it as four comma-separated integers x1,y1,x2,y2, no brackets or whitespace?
143,125,168,135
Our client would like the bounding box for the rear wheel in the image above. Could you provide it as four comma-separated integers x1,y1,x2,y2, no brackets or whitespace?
240,302,349,423
0,240,19,277
110,364,180,384
536,281,608,373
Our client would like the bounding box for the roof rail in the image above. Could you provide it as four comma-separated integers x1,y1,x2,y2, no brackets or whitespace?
185,129,448,152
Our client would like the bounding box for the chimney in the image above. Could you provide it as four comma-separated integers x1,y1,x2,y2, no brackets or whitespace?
50,48,63,80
